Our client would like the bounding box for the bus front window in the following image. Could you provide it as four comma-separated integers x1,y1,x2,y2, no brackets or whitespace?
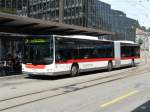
23,38,53,65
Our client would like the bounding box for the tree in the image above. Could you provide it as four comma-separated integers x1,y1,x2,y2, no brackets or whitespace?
140,26,146,31
135,20,140,28
138,38,143,45
135,20,148,31
147,27,150,32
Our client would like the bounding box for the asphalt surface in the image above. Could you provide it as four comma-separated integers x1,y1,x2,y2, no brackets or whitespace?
0,62,150,112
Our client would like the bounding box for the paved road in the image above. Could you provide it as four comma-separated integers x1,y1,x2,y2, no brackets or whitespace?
0,62,150,112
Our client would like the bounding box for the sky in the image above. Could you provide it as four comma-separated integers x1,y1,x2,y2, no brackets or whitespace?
100,0,150,28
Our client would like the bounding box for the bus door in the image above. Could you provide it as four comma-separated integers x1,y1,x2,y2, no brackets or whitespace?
55,49,69,74
54,37,70,74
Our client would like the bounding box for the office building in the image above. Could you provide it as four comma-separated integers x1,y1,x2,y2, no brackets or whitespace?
111,10,136,41
26,0,136,41
27,0,111,31
0,0,137,41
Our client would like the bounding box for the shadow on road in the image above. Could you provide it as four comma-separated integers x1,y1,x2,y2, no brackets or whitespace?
25,65,136,80
132,101,150,112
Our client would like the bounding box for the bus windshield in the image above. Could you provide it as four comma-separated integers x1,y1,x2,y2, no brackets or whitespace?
23,38,53,65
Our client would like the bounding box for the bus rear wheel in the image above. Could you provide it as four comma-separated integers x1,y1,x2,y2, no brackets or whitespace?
70,65,79,77
107,62,113,71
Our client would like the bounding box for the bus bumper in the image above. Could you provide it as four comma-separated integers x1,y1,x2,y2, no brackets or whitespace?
22,71,55,76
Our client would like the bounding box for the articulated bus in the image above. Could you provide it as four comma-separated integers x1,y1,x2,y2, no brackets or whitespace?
22,35,140,77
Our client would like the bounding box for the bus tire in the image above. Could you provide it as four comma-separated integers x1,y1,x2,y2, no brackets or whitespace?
131,59,135,67
107,61,113,72
70,64,79,77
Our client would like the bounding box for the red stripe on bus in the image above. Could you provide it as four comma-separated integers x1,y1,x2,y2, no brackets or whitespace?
56,56,140,64
121,56,140,60
25,64,45,69
56,58,114,64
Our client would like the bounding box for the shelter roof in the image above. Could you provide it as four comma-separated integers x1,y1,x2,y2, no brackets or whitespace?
0,13,114,36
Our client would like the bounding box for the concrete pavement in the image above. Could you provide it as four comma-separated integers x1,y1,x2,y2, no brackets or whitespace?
0,62,150,112
1,71,150,112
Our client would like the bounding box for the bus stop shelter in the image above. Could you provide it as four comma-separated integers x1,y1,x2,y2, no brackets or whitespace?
0,13,114,75
0,13,114,36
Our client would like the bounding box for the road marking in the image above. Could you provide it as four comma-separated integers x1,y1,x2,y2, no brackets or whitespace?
100,90,139,108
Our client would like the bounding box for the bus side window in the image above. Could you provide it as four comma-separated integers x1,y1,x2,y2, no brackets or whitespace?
93,49,98,58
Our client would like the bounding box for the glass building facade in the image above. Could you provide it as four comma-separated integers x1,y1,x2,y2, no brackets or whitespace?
0,0,28,16
26,0,111,31
0,0,17,14
24,0,136,41
111,10,136,41
0,0,136,41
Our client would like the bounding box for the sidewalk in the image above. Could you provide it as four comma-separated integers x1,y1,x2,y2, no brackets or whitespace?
140,51,150,63
0,71,22,77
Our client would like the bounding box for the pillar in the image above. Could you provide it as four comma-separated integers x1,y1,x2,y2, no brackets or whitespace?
0,38,1,60
59,0,64,23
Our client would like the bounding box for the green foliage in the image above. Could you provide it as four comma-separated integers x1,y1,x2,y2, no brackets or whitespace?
135,20,140,28
140,26,146,31
0,8,16,14
147,27,150,32
135,20,149,32
138,38,143,45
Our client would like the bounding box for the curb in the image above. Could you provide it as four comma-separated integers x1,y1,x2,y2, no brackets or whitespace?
0,74,23,80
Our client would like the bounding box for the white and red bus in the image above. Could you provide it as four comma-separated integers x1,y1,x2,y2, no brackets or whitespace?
22,35,140,76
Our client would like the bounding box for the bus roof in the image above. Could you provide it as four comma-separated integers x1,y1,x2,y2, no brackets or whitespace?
115,41,139,46
54,35,113,42
115,40,135,44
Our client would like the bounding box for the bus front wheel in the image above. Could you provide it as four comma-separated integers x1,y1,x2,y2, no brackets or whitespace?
70,65,79,77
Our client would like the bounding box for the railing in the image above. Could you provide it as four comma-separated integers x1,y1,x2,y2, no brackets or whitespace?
0,0,29,15
0,7,16,14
